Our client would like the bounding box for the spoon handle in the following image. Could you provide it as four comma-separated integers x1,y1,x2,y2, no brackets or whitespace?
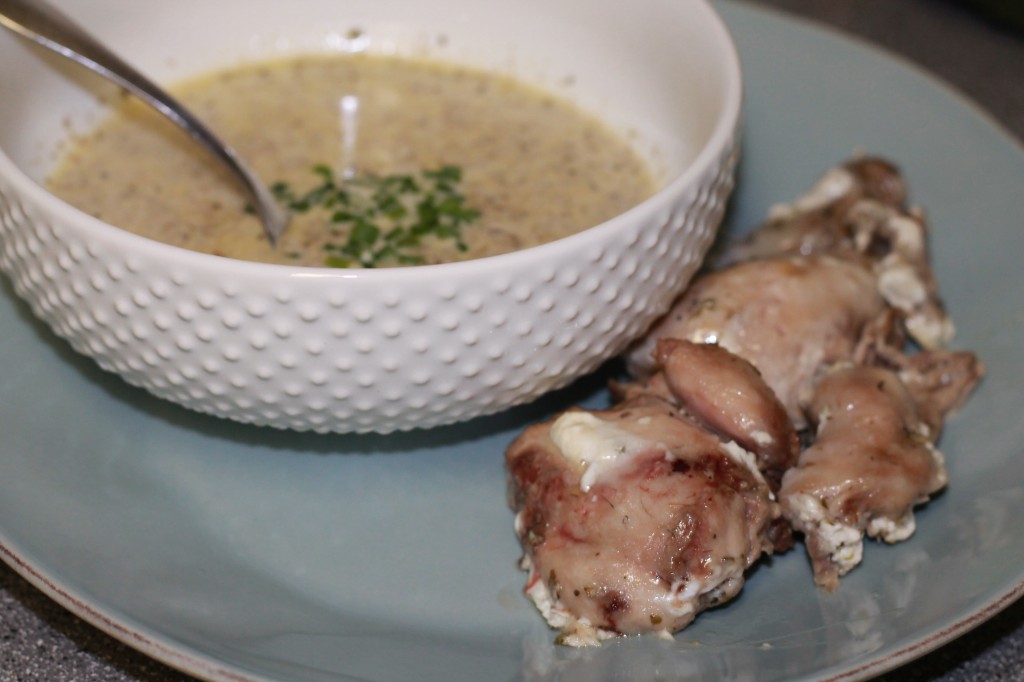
0,0,288,245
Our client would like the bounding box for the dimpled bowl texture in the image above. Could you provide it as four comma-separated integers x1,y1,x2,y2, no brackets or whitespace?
0,0,741,433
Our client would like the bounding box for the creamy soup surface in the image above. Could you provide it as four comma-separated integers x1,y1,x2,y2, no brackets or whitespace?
48,54,658,268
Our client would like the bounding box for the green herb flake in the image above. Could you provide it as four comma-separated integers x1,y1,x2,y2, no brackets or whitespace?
272,164,481,268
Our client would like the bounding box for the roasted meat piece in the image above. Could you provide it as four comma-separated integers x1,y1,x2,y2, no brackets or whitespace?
778,365,952,591
617,338,799,490
856,330,985,440
629,155,960,429
506,155,983,640
626,254,887,429
720,156,907,266
507,396,781,645
723,156,952,349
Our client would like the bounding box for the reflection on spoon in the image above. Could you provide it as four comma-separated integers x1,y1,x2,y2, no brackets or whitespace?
0,0,290,245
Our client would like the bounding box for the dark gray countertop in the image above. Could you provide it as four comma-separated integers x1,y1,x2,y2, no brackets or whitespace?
2,1,1022,680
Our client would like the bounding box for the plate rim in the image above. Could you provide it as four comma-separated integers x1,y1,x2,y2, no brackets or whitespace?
2,2,1023,681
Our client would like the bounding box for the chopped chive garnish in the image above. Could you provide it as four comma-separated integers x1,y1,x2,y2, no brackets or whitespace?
272,164,480,268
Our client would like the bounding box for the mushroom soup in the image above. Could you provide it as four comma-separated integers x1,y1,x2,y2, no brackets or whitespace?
48,54,658,267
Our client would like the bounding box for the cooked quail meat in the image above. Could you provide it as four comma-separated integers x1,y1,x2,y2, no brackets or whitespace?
778,365,952,591
506,154,982,640
855,313,984,439
724,156,952,349
506,396,781,645
627,254,887,429
618,338,800,490
721,156,907,266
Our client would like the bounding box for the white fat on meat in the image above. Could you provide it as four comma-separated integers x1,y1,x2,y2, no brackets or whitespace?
549,411,658,492
767,166,856,221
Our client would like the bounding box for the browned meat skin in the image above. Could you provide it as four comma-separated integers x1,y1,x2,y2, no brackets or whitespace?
851,307,907,362
778,366,948,591
845,201,952,349
723,156,951,349
857,336,985,440
507,397,779,643
721,156,907,266
853,306,984,439
897,351,984,439
627,255,886,429
847,156,909,207
651,338,799,489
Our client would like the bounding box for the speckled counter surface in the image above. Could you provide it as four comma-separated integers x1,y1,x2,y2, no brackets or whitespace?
2,1,1023,680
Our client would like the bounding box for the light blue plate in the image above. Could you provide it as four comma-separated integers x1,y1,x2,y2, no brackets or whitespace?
2,2,1023,680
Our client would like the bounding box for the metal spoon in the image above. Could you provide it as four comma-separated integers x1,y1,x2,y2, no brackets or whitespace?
0,0,290,245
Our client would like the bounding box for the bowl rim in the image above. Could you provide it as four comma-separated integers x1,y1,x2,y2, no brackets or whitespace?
0,0,742,283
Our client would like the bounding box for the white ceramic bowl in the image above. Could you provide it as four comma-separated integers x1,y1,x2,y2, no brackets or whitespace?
0,0,741,433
